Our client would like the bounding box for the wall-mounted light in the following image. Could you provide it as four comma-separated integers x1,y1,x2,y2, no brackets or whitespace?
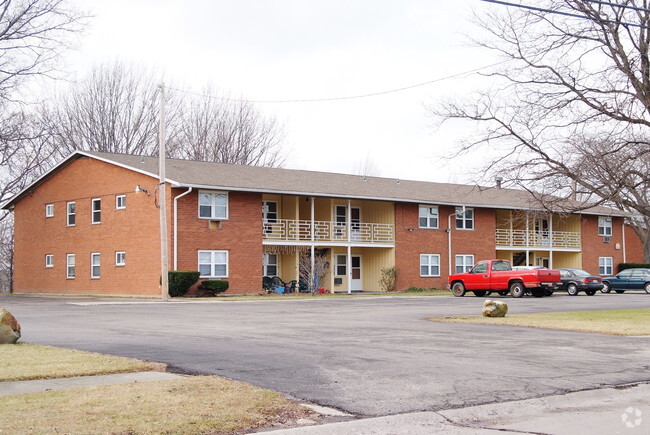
408,228,414,232
135,185,150,195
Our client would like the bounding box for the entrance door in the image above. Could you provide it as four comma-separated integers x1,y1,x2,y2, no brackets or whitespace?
351,255,362,291
535,218,550,246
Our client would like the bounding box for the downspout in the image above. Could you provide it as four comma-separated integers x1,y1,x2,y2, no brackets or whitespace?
447,211,454,276
622,219,627,263
173,187,193,270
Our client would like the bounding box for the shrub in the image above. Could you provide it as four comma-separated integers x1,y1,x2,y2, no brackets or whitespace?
405,286,438,292
198,280,229,296
619,263,650,272
378,266,399,292
167,271,200,297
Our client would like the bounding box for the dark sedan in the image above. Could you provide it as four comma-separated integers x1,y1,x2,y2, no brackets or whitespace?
601,268,650,294
558,268,604,296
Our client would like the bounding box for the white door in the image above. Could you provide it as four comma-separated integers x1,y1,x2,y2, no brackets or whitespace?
351,255,362,291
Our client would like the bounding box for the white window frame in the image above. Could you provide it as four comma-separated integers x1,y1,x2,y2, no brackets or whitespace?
598,216,612,237
455,207,474,230
198,250,229,278
599,257,613,276
91,198,101,224
263,253,278,276
45,254,54,268
91,253,101,278
45,204,54,218
116,195,126,210
455,254,475,274
115,251,126,267
335,254,347,276
66,254,75,279
418,205,439,229
66,202,76,227
198,191,228,220
420,254,441,277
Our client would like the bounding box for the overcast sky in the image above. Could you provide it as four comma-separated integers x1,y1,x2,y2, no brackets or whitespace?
65,0,498,184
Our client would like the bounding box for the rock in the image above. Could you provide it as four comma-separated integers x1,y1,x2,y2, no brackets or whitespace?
0,307,21,344
482,299,508,317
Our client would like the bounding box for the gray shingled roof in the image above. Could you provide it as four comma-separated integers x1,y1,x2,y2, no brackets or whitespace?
79,151,622,216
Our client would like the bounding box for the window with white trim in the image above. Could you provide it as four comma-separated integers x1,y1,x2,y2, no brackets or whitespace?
335,255,347,276
198,250,228,278
66,254,75,278
91,253,101,278
116,195,126,210
66,202,76,226
115,251,126,266
45,254,53,268
263,253,277,276
455,207,474,230
599,257,613,275
45,204,54,218
419,205,438,229
199,191,228,220
420,254,440,277
598,216,612,237
91,198,101,224
455,254,475,273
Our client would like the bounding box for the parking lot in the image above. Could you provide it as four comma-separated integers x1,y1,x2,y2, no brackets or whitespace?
2,293,650,416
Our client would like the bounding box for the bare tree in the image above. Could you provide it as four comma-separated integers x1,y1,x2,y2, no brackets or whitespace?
298,252,329,295
435,0,650,261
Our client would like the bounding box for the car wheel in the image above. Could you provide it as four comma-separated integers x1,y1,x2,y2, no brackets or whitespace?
510,282,525,298
585,290,596,296
645,283,650,294
498,290,509,296
615,290,625,294
567,283,579,296
601,282,611,293
451,282,466,297
473,290,487,297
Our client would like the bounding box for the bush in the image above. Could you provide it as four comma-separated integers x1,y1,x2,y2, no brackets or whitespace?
619,263,650,272
167,271,200,297
379,266,399,292
198,280,229,296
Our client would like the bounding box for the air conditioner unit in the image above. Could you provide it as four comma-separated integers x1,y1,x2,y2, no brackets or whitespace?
603,236,611,243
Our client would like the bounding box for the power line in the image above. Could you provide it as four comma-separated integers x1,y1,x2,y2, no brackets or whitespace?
167,61,508,104
480,0,650,29
586,0,650,13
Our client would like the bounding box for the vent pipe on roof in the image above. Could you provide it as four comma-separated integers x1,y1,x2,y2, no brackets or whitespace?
396,178,400,184
140,154,145,164
495,177,503,189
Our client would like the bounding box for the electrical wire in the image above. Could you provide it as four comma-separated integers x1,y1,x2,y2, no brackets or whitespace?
585,0,650,13
166,61,509,104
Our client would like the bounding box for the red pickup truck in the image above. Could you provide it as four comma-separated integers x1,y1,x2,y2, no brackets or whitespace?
448,259,561,298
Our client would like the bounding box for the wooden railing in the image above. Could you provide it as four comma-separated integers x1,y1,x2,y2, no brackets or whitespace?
263,219,394,244
495,229,581,249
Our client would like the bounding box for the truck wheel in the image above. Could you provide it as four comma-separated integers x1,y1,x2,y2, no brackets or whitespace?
510,282,525,298
531,289,545,298
585,290,596,296
601,282,611,293
545,290,554,296
473,291,486,297
567,283,579,296
451,282,466,297
498,290,509,296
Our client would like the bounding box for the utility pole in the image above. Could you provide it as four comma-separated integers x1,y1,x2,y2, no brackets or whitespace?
159,83,169,301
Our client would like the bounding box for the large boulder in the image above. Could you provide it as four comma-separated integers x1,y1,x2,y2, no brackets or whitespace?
482,299,508,318
0,307,21,344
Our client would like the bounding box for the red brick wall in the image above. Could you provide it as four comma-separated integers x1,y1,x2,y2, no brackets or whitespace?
581,215,645,273
173,189,262,294
395,203,496,290
13,156,162,295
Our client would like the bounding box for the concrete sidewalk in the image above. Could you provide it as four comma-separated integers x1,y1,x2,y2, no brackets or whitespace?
0,371,182,396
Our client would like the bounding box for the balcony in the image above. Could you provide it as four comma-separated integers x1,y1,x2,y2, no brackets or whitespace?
263,219,394,245
495,229,581,250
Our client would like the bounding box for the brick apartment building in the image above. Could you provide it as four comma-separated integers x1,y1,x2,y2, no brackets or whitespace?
2,151,644,296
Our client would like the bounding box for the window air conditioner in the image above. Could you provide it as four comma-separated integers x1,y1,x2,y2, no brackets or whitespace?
603,236,611,243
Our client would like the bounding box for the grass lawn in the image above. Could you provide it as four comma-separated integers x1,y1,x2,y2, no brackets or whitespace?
427,308,650,336
0,344,318,434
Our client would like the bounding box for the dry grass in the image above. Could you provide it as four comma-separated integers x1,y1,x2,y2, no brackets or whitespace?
0,376,317,434
0,343,163,381
427,308,650,336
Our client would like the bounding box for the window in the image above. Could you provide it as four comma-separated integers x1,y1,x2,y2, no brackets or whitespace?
599,257,613,275
116,195,126,210
66,202,76,226
66,254,75,279
91,198,101,224
198,250,228,278
455,255,474,273
199,191,228,220
419,205,439,229
263,253,277,276
91,253,100,278
45,204,54,218
471,261,488,274
420,254,440,277
45,254,54,268
115,251,126,266
335,255,347,276
455,207,474,230
598,216,612,236
263,201,277,234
